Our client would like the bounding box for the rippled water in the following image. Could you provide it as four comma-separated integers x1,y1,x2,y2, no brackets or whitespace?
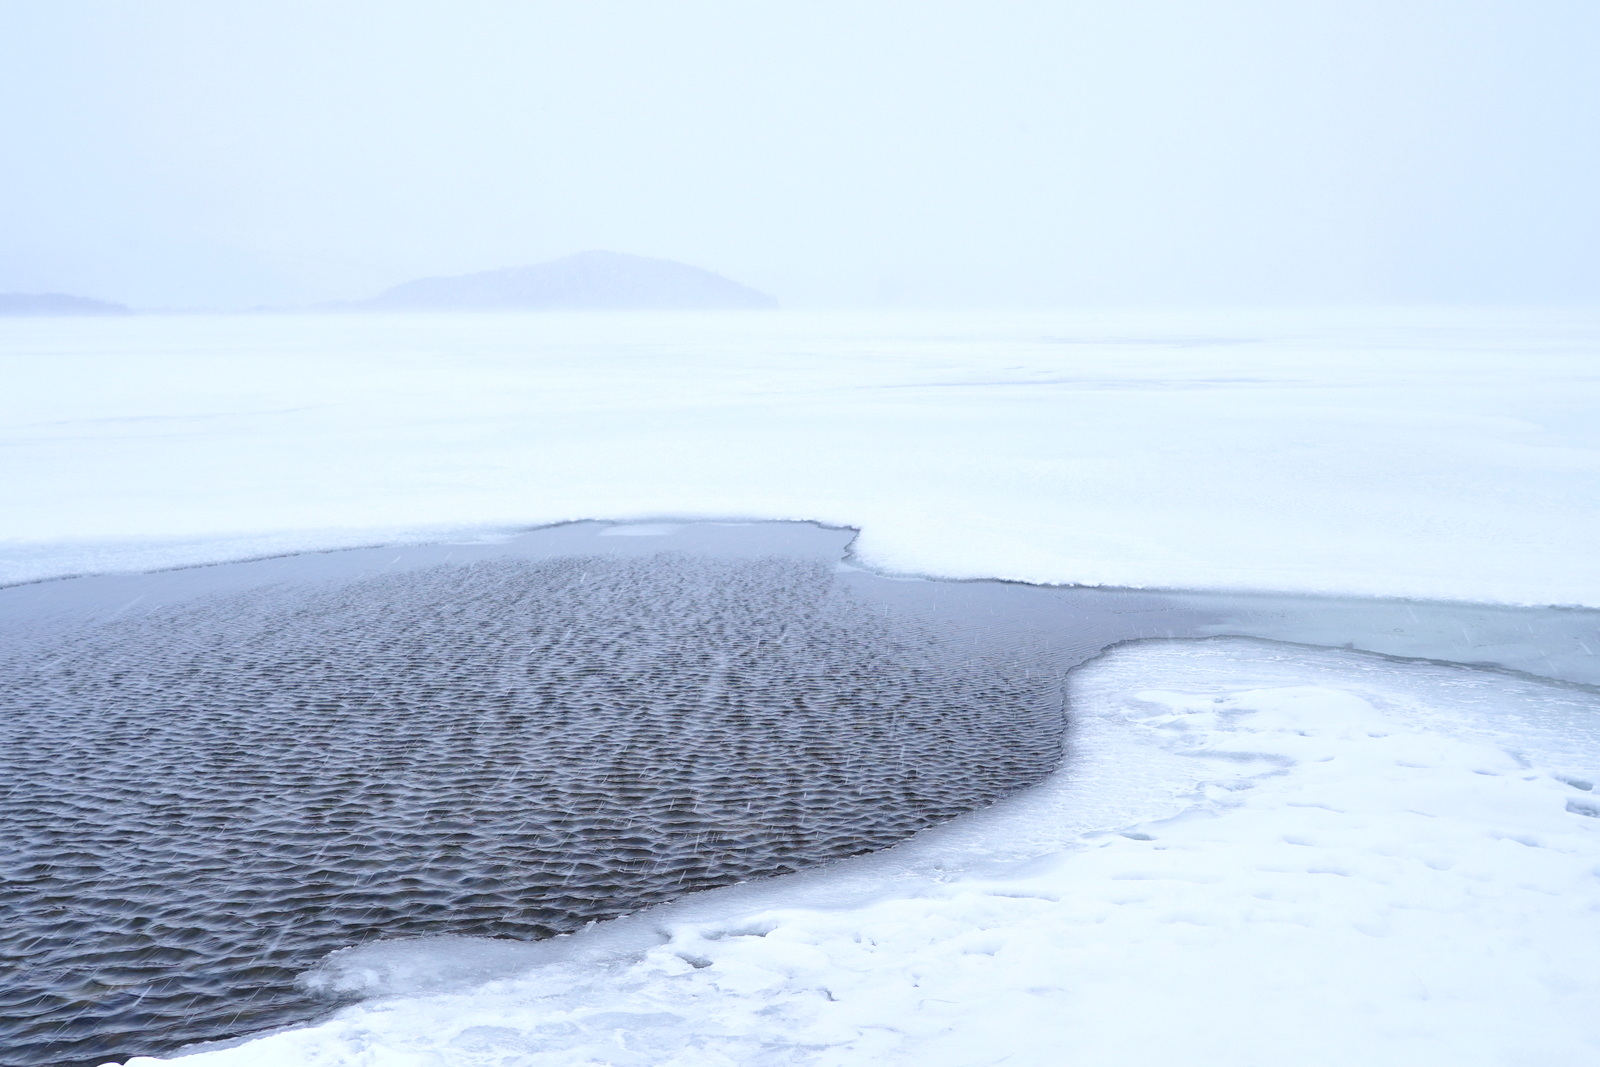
1,521,1594,1067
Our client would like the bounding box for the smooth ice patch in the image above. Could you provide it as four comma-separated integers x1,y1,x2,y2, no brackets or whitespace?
125,638,1600,1066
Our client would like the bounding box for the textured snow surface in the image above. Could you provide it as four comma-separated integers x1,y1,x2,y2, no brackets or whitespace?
121,639,1600,1066
2,307,1598,604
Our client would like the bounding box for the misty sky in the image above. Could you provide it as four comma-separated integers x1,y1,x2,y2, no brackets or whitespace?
2,1,1597,309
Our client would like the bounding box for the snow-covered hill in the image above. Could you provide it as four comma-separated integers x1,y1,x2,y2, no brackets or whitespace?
351,251,776,311
0,292,131,316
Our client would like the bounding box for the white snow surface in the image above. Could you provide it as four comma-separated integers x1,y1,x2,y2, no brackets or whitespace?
123,638,1600,1067
3,307,1599,604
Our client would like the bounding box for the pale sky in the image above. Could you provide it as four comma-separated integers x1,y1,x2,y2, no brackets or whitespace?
2,1,1596,309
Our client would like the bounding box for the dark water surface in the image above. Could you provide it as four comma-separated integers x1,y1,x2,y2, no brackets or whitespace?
1,521,1594,1067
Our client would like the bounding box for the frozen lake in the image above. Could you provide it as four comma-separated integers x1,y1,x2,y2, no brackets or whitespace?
4,308,1599,606
1,309,1597,1065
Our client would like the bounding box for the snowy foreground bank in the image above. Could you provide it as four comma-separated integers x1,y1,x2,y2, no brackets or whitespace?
125,639,1600,1067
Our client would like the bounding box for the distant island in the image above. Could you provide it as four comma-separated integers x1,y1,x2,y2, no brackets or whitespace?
0,292,132,316
349,251,777,311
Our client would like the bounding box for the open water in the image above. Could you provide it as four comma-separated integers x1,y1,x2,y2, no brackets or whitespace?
1,521,1594,1067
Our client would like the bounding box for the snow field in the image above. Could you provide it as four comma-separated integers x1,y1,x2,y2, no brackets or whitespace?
125,638,1600,1066
3,307,1599,605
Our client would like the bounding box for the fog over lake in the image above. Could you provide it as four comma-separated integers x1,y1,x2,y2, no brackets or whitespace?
2,1,1596,310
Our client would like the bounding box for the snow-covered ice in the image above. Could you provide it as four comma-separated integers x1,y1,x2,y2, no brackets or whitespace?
2,307,1598,604
120,639,1600,1066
